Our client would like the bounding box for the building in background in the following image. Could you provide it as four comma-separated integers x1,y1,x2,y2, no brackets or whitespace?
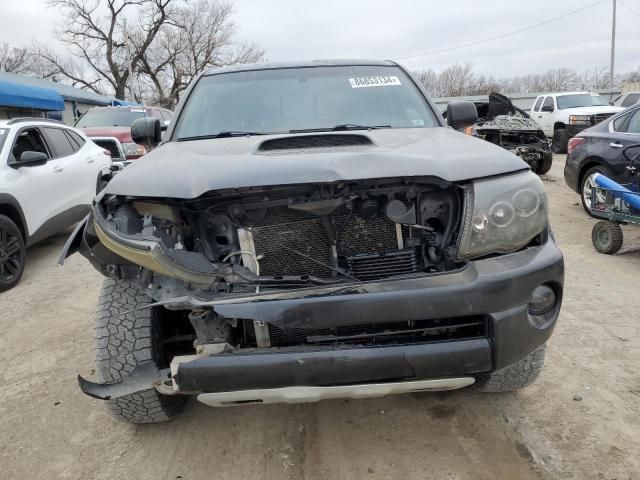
0,71,133,124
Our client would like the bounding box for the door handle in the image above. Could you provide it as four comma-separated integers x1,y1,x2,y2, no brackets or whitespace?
53,166,64,173
538,116,542,118
87,157,95,163
609,142,624,148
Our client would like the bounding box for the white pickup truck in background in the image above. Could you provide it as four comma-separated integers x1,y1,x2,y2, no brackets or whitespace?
530,92,623,153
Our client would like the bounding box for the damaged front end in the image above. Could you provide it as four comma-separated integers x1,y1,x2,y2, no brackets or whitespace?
464,93,553,173
64,170,561,405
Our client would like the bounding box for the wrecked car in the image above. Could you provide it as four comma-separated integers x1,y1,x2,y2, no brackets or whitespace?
460,93,553,175
60,60,564,423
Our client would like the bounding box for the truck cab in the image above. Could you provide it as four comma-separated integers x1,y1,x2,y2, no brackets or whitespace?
530,92,623,154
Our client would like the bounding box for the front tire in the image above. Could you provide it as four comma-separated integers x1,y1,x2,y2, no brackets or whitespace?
94,278,187,423
551,129,569,154
536,152,553,175
474,344,546,392
0,215,26,292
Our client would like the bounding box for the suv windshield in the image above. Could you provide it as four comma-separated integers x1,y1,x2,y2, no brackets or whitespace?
174,65,438,140
556,93,607,110
75,109,149,128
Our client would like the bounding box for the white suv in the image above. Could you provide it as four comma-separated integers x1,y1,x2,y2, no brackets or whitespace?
530,92,623,153
0,118,112,291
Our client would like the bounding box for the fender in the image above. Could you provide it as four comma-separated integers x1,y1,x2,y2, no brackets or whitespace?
0,193,29,241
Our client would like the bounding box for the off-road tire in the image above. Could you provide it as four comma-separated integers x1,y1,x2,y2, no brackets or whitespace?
536,152,553,175
0,214,26,292
551,129,569,154
474,344,546,392
592,221,623,255
95,278,187,423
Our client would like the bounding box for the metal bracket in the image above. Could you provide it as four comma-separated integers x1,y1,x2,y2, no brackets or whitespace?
77,362,174,400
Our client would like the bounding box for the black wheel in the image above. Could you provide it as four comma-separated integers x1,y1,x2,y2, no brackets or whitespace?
551,129,569,154
0,215,26,292
580,165,612,216
592,221,623,254
475,344,546,392
95,278,188,423
536,152,553,175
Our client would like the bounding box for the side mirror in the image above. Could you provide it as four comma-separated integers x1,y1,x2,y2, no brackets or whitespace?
446,101,478,130
541,104,554,113
18,151,48,166
131,117,162,148
609,101,615,106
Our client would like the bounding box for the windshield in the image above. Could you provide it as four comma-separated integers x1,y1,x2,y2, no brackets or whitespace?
173,65,438,139
556,93,607,110
75,109,149,128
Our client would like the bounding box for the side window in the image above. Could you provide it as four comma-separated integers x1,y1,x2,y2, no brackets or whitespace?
621,93,640,108
63,129,86,152
542,96,554,111
612,112,629,132
42,127,76,158
11,128,50,163
533,97,544,112
626,109,640,134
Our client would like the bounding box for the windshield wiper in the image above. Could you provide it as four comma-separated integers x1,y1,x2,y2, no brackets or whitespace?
289,124,391,134
177,131,267,141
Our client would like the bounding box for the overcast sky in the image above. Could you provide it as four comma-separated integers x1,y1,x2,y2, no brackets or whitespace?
1,0,638,78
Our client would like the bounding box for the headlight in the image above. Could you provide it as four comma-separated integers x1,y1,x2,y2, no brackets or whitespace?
457,171,548,259
121,142,147,156
569,115,591,125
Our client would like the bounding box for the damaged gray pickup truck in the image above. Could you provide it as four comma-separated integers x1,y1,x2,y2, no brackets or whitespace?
60,60,564,423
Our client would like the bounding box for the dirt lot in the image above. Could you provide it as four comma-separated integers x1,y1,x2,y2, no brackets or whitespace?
1,154,639,480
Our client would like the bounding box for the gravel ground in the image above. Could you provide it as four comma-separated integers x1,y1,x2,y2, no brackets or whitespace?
1,154,639,480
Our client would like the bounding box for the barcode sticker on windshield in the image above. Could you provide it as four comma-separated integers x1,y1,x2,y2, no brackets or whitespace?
349,76,402,88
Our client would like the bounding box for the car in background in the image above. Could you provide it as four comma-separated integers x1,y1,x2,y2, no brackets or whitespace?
564,104,640,215
460,93,553,174
530,92,623,154
612,91,640,108
75,106,172,165
0,118,112,291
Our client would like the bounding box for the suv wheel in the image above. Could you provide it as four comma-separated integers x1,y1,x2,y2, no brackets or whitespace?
474,344,546,392
535,152,553,175
0,215,26,292
580,165,612,216
95,278,188,423
551,129,568,154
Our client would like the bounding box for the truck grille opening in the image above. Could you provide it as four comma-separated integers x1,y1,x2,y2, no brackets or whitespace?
243,316,488,347
592,113,614,125
248,206,409,279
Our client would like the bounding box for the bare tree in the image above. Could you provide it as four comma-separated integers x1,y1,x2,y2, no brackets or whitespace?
437,63,474,97
137,0,264,108
0,43,35,74
413,68,439,96
39,0,181,99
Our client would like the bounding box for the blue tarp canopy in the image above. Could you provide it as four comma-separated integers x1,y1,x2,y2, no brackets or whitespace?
0,79,65,111
111,99,141,106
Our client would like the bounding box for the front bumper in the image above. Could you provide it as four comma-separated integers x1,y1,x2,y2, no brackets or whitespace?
79,237,564,402
566,124,588,137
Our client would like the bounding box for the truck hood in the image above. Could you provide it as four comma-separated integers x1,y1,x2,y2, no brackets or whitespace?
82,126,133,142
559,105,624,115
104,127,529,199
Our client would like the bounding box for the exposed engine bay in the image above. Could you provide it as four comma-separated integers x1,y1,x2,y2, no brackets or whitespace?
457,93,553,173
88,176,464,299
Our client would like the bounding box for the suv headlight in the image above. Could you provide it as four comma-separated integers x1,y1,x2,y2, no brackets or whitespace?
569,114,591,125
457,171,548,260
122,142,147,156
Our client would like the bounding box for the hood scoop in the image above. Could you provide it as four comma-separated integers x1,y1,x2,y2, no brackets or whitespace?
257,134,373,152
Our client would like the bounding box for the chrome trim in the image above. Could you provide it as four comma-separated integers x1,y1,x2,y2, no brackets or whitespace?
197,377,475,406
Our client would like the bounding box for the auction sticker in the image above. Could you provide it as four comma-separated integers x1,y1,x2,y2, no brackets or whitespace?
349,76,402,88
